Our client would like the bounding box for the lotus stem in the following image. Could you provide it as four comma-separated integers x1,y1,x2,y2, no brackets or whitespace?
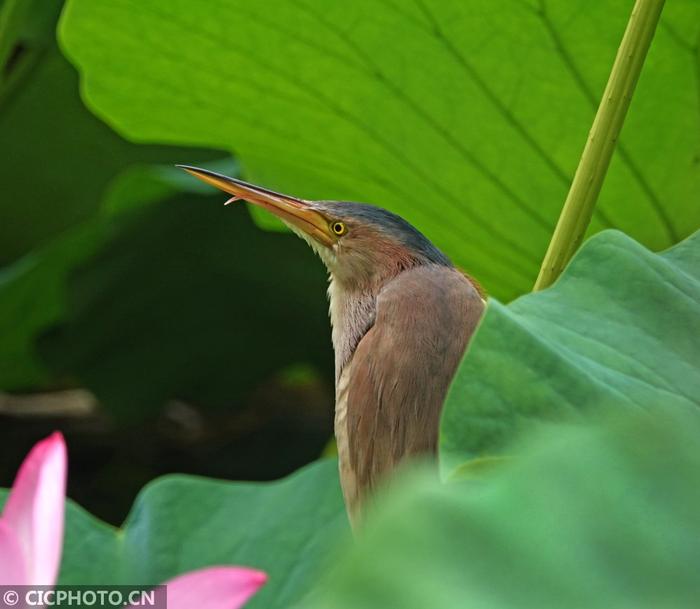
534,0,666,291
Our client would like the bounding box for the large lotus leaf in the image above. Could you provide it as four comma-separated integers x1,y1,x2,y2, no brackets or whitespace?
301,407,700,609
440,228,700,475
58,0,700,300
0,459,348,608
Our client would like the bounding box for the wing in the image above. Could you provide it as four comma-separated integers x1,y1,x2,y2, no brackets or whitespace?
338,264,484,521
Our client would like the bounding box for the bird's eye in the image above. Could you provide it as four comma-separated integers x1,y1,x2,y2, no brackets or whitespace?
330,221,347,236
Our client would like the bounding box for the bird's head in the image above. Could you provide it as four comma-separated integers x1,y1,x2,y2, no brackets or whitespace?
179,166,452,289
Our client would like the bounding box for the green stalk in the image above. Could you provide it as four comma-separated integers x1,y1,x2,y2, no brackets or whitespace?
533,0,666,291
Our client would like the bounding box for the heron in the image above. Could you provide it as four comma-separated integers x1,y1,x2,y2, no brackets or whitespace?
179,165,485,527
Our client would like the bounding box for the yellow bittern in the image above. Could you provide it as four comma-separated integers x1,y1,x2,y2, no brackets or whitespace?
179,165,484,527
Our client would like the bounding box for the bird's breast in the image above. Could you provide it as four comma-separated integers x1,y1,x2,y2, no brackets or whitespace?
327,278,376,381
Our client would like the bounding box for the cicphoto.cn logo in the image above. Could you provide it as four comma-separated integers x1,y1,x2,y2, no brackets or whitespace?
0,586,166,608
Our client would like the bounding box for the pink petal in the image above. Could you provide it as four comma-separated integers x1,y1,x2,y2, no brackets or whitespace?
0,520,28,585
162,567,267,609
2,432,67,585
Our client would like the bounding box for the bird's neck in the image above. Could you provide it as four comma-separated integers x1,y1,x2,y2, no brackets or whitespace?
327,276,376,382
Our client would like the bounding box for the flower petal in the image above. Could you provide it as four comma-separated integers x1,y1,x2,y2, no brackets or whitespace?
2,432,67,585
162,567,267,609
0,519,28,585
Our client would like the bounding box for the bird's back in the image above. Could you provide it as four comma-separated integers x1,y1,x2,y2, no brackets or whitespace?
335,264,484,527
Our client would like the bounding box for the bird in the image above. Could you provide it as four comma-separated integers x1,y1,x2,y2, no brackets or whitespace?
178,165,485,527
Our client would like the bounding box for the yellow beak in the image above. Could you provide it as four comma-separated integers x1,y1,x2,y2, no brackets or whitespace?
178,165,333,247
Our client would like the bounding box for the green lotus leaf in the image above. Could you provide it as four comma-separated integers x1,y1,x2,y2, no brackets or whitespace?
58,0,700,299
441,228,700,475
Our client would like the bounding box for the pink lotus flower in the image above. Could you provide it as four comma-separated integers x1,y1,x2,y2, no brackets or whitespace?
0,433,266,608
0,432,66,585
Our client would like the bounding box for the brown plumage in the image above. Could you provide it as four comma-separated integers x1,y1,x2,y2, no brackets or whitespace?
178,166,485,527
338,265,483,525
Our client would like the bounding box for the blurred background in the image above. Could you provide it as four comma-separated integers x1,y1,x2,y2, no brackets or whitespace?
0,0,336,525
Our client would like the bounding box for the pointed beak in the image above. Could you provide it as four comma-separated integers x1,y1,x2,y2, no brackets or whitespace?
177,165,333,247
